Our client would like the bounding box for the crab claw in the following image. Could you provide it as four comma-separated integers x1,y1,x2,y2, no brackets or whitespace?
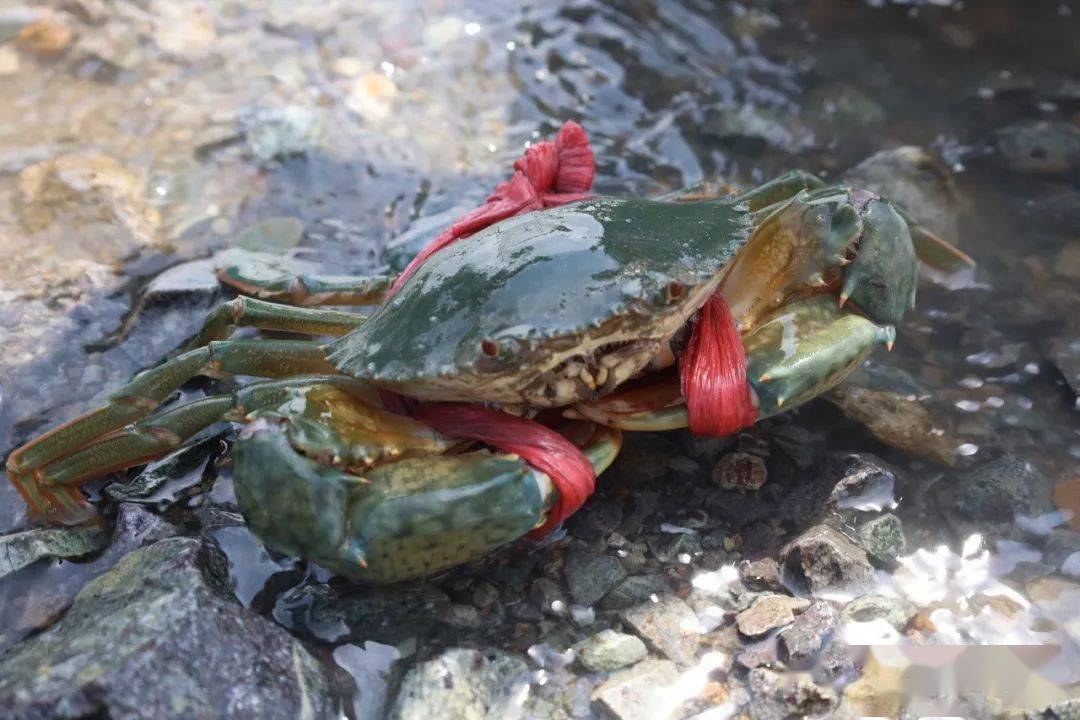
840,191,918,327
744,295,895,418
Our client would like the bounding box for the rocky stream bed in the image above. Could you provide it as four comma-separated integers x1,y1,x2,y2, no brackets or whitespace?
1,1,1079,718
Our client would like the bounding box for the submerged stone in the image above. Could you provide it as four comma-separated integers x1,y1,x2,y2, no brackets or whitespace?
574,629,647,672
389,648,530,720
0,538,333,719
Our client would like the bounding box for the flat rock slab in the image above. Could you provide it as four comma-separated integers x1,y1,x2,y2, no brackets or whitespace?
592,657,679,720
735,594,811,638
620,595,700,667
0,537,333,720
389,648,530,720
0,525,106,579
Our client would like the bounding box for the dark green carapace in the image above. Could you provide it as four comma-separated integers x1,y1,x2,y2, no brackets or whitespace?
330,197,752,401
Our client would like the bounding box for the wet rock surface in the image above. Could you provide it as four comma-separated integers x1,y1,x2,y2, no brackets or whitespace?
1,0,1078,717
0,538,333,720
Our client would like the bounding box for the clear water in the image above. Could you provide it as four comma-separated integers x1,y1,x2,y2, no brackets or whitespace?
1,0,1078,716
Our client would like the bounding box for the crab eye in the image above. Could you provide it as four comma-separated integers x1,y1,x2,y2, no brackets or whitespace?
481,339,500,357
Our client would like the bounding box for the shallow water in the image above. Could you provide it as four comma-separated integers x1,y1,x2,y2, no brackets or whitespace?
1,0,1078,717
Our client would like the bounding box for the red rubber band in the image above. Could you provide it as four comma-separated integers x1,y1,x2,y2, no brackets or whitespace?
408,403,596,538
679,294,758,436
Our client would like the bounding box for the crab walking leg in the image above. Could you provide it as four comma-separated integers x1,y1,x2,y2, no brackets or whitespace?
216,249,394,306
233,421,621,583
10,375,370,523
731,170,825,212
192,296,368,346
6,340,336,520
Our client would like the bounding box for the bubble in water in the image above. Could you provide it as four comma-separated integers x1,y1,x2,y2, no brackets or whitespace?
957,442,979,456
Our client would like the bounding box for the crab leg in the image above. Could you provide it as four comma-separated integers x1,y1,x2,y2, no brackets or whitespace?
6,340,336,522
192,297,368,346
217,249,394,306
731,170,825,211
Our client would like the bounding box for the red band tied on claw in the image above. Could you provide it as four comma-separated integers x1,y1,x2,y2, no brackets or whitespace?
679,294,757,437
409,403,596,538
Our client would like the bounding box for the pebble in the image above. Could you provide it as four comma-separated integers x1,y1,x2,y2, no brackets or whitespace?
735,636,781,669
782,525,875,594
16,18,73,55
942,454,1048,522
574,629,647,672
735,594,811,639
598,574,668,611
592,657,679,720
389,648,529,720
840,595,912,630
858,514,906,568
747,667,837,720
563,542,628,606
713,451,768,490
620,595,700,667
778,600,838,662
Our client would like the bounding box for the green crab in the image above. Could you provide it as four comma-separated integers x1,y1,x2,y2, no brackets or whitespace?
6,171,969,583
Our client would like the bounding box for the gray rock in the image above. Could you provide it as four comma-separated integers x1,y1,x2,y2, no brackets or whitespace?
441,603,483,630
563,543,627,607
741,557,785,592
748,667,837,720
239,105,323,163
994,121,1080,175
648,532,702,563
0,538,333,719
591,657,679,720
530,577,569,616
598,574,668,611
736,637,781,669
620,595,700,667
778,600,839,663
826,453,897,511
840,595,912,630
858,514,906,568
0,524,107,579
942,455,1048,522
782,525,875,594
574,629,647,672
389,648,529,720
735,594,811,639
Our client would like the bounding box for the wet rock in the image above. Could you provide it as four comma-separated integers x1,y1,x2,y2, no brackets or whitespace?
747,667,837,720
17,153,161,262
591,657,679,720
736,637,781,670
778,600,838,663
1044,335,1080,398
713,451,767,490
741,557,785,592
826,453,898,511
0,538,332,719
827,384,958,466
239,106,323,164
620,595,700,667
105,430,225,507
530,577,569,617
0,524,106,579
273,582,450,645
782,525,875,595
1043,528,1080,569
441,603,483,630
840,595,912,629
735,594,811,639
648,531,702,563
993,121,1080,175
567,497,624,541
16,18,73,55
941,454,1048,522
389,648,529,720
563,542,627,607
234,216,305,253
598,574,668,611
844,145,960,242
574,629,647,672
858,514,906,568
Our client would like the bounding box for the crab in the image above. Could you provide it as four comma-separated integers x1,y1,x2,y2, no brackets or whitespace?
6,133,972,584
